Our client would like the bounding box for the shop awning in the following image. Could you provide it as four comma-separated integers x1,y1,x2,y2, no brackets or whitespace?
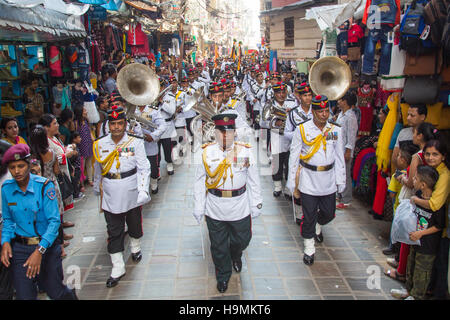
260,0,315,16
0,0,87,43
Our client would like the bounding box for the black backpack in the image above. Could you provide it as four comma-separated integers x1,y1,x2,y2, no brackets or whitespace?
442,5,450,62
400,0,437,55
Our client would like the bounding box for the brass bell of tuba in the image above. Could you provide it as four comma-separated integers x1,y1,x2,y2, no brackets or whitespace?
308,56,351,101
116,63,165,131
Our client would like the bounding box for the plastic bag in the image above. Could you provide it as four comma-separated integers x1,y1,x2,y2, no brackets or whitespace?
391,199,421,246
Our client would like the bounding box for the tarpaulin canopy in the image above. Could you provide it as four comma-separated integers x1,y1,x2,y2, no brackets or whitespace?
304,0,365,31
0,0,87,43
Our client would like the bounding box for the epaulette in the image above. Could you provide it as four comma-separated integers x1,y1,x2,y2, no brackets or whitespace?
201,142,215,149
235,141,251,148
128,133,144,139
328,121,341,128
95,135,107,141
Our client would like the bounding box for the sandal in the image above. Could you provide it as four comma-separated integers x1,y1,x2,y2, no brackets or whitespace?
386,257,399,269
384,269,406,282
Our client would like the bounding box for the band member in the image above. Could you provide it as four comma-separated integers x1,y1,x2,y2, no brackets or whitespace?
93,105,151,287
158,76,178,175
172,80,188,161
249,69,265,140
180,76,196,147
261,82,296,197
220,80,252,142
286,95,345,266
135,104,167,194
285,82,313,223
193,113,262,293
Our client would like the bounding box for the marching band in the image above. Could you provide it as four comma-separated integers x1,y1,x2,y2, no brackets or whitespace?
92,56,347,292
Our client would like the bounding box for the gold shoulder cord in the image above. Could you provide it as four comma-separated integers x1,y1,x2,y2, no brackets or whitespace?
93,137,135,176
298,124,334,162
202,144,243,189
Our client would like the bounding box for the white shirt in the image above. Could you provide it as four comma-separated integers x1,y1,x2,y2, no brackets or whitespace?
336,108,359,158
93,133,151,213
287,119,346,196
135,106,167,156
194,142,262,221
160,91,177,139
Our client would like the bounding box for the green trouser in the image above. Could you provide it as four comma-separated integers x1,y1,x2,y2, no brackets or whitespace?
205,215,252,282
406,245,436,300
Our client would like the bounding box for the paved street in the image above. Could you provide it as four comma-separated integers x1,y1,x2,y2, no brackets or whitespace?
60,136,403,300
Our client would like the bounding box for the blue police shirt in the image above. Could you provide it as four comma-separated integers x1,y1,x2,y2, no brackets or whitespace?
1,174,61,249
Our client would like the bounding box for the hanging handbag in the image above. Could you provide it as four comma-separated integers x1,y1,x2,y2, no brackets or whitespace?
57,172,73,201
347,46,361,61
403,49,443,76
402,75,442,104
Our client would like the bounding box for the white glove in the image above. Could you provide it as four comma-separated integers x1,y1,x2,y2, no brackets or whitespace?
193,212,204,225
251,206,262,219
137,191,150,206
337,184,346,194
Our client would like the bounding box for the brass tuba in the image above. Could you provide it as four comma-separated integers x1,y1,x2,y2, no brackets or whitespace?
308,56,352,101
116,63,166,131
189,91,219,143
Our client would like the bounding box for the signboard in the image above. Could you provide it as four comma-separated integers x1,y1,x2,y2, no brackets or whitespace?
278,49,297,59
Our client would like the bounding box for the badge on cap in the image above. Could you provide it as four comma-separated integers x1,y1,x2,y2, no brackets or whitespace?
14,154,20,160
111,111,119,119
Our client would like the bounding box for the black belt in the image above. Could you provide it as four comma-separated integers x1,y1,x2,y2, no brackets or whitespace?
300,160,334,172
208,185,246,198
104,167,137,180
13,235,41,246
165,115,175,122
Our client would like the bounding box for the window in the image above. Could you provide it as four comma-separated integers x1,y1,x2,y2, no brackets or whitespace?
284,17,294,47
265,1,272,10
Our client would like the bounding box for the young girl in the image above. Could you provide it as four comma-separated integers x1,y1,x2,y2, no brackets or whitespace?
73,105,94,187
391,165,446,300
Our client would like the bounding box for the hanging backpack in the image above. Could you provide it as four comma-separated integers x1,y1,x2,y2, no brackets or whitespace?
400,0,437,55
423,0,450,46
442,5,450,62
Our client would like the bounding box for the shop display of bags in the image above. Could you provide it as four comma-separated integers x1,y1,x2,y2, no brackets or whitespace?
403,75,442,104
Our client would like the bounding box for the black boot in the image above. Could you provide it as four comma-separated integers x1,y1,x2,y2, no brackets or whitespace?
131,251,142,263
303,254,315,266
217,281,228,293
106,274,125,288
232,259,242,273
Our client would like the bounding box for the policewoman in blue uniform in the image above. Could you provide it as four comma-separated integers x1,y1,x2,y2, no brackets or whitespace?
0,144,77,300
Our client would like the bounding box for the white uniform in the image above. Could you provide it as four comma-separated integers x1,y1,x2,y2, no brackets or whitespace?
159,91,177,139
93,133,151,214
284,103,312,142
135,106,167,156
221,98,252,141
193,141,263,222
261,100,293,155
286,119,346,196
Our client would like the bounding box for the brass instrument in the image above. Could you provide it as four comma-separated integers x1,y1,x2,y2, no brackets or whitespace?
261,98,288,135
117,63,169,132
189,91,220,143
308,56,351,101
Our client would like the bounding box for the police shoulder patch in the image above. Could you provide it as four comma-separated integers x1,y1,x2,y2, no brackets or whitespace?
46,187,56,200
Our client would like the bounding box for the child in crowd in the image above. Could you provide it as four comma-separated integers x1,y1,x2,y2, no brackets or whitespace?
29,158,42,176
68,131,84,201
385,141,420,267
391,165,446,300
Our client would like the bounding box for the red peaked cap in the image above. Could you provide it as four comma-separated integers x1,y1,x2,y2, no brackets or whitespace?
311,95,329,109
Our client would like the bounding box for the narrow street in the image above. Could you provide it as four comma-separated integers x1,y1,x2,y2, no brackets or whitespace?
61,135,402,300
